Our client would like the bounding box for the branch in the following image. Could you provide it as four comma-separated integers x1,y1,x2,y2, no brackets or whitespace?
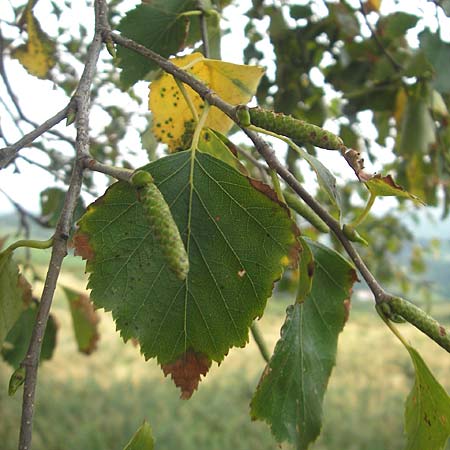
358,0,403,71
17,2,108,449
105,27,449,350
250,322,271,363
0,105,70,169
81,155,133,182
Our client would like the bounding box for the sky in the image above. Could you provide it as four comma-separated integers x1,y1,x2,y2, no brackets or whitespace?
1,0,449,235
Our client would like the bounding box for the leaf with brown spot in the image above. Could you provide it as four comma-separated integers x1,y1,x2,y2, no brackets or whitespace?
251,240,357,449
404,345,450,450
62,286,100,355
149,52,264,150
74,150,299,395
162,350,211,399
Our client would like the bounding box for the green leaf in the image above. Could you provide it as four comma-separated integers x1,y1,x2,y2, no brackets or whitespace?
296,146,342,212
365,174,424,204
198,129,247,174
0,252,31,348
250,240,356,449
40,187,85,228
123,421,154,450
296,237,314,303
63,287,100,355
419,30,450,94
75,150,299,397
116,0,197,89
379,12,419,41
1,304,58,369
398,92,435,155
404,345,450,450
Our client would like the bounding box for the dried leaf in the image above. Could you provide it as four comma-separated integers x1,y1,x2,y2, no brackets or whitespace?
162,350,211,399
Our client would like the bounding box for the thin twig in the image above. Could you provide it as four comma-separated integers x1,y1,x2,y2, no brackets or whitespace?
0,188,48,228
17,2,108,449
0,106,70,169
81,156,133,182
358,0,403,71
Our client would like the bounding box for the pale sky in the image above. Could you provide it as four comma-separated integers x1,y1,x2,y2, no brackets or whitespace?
0,0,448,226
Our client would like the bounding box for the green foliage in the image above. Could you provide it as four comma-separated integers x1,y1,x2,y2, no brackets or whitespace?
405,347,450,449
1,305,57,369
123,421,154,450
75,151,299,385
117,0,198,88
63,287,100,355
251,241,356,449
0,252,31,348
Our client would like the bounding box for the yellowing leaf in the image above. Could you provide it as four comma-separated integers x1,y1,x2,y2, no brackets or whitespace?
365,174,425,204
394,87,407,125
149,52,265,150
12,8,56,79
367,0,382,12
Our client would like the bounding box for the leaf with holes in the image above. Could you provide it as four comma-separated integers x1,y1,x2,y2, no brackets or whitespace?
74,150,299,398
149,52,264,150
63,287,100,355
250,240,357,449
404,345,450,450
0,252,32,348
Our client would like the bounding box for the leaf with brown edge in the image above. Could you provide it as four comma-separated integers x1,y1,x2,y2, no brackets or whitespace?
365,173,425,204
72,233,95,261
74,150,299,395
62,286,100,355
0,251,32,348
162,350,212,399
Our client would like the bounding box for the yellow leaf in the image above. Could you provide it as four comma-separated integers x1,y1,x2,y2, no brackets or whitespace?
367,0,381,12
394,87,407,125
149,53,265,150
12,8,56,79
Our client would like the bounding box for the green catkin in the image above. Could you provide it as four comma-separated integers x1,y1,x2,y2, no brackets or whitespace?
248,107,344,150
131,171,189,281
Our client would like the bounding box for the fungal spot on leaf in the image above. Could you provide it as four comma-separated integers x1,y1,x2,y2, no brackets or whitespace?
215,216,220,221
238,269,246,278
161,350,211,399
343,299,351,324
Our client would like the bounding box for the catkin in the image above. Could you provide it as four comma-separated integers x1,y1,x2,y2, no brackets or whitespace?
249,107,344,150
131,171,189,281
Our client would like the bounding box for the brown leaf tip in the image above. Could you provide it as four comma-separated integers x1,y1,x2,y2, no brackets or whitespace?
161,350,212,399
73,232,95,261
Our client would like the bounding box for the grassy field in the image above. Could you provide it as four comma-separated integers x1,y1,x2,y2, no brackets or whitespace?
1,250,450,450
